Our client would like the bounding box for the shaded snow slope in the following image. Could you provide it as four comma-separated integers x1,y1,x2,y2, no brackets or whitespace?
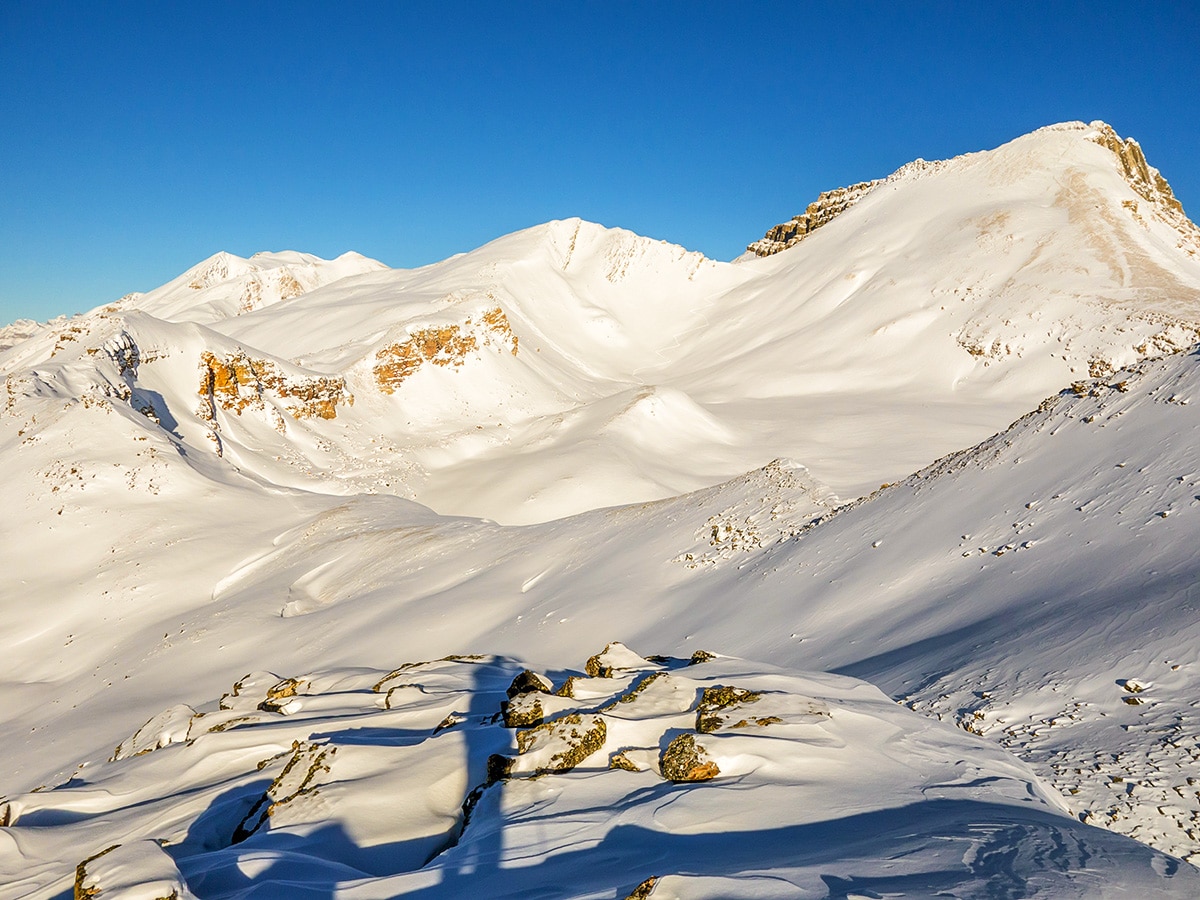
4,652,1194,899
724,347,1200,861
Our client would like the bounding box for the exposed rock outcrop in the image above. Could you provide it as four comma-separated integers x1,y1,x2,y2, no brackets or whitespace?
506,669,553,698
510,713,608,775
695,684,762,733
746,180,883,257
660,733,720,782
197,350,351,424
502,691,546,728
585,641,658,678
1091,122,1200,255
74,844,120,900
372,307,518,394
625,877,659,899
232,739,336,842
73,841,193,900
1092,123,1185,217
109,703,197,761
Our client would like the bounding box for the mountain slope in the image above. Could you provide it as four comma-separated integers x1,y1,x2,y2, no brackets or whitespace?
2,120,1200,895
113,249,388,324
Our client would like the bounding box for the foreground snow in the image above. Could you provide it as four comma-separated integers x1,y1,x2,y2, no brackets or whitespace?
5,650,1194,898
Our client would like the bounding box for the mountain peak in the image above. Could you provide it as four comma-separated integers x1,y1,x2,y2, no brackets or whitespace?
112,249,388,325
1088,120,1190,218
181,250,250,289
745,120,1199,260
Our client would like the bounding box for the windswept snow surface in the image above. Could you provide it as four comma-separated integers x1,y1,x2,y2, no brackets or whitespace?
4,651,1194,899
3,121,1200,895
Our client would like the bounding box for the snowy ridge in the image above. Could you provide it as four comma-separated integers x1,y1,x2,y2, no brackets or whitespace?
112,249,388,325
745,347,1200,861
0,319,50,354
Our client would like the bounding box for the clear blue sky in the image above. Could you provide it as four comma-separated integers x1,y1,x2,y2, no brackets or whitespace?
2,2,1197,325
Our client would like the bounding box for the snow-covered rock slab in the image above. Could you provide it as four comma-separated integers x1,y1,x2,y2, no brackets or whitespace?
1,652,1193,898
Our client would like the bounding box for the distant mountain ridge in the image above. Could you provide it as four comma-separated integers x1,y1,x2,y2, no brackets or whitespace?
5,121,1198,524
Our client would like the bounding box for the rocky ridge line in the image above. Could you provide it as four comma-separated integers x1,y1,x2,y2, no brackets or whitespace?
1090,122,1200,256
746,121,1199,260
746,179,883,257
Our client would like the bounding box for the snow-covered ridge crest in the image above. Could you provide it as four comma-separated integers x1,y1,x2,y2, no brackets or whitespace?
111,248,389,325
745,120,1199,260
0,318,51,354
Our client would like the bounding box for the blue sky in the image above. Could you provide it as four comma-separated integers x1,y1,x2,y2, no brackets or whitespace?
2,2,1197,324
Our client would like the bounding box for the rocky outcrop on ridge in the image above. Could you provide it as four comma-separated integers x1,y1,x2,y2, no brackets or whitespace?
746,179,883,257
372,306,518,394
1091,122,1200,256
196,349,351,444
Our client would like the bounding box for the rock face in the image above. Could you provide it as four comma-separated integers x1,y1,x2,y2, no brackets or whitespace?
197,350,351,424
694,684,762,733
659,733,720,781
502,691,546,728
746,179,883,257
512,713,608,774
372,307,518,394
1091,122,1200,256
1092,124,1185,217
233,739,337,842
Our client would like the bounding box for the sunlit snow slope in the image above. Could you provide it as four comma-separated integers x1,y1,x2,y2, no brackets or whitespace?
3,120,1200,897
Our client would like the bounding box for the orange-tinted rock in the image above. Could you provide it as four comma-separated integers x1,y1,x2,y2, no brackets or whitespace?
373,307,518,394
660,733,720,782
1091,124,1185,216
197,350,350,422
1090,123,1200,256
747,180,883,257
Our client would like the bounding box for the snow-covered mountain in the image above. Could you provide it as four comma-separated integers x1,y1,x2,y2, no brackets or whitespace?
2,120,1200,897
